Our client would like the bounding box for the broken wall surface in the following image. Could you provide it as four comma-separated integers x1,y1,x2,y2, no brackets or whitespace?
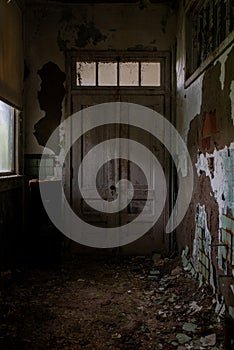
24,1,177,160
176,3,234,320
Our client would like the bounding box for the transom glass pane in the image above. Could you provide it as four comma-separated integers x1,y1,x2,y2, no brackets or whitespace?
76,62,96,86
141,62,161,86
98,62,117,86
119,62,139,86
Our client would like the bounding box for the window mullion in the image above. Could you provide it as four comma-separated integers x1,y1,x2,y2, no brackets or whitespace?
117,61,120,87
139,62,141,87
96,61,99,86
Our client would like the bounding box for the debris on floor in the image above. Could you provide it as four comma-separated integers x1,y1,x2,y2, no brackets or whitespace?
0,255,224,349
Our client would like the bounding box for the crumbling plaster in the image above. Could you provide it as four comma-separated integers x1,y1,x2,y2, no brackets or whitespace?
24,6,64,155
192,204,215,291
195,145,234,219
24,2,177,154
176,2,234,318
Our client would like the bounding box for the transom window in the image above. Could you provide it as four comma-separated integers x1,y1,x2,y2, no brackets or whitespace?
76,61,161,87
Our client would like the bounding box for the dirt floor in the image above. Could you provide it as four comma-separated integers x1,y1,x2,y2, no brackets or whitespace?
0,254,224,350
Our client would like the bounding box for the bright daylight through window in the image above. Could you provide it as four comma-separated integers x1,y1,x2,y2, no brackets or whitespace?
0,100,14,174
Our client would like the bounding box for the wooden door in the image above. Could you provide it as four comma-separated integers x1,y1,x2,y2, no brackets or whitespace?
68,91,170,255
66,53,171,255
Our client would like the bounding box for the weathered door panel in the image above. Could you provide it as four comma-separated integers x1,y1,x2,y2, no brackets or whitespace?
71,94,120,229
69,91,169,254
116,93,169,254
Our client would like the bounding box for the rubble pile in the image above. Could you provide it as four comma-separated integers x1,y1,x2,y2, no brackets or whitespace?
0,254,224,349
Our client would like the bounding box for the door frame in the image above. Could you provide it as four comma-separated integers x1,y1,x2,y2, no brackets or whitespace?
64,50,174,255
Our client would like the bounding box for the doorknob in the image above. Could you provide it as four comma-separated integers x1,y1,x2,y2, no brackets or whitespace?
110,185,116,192
110,185,117,199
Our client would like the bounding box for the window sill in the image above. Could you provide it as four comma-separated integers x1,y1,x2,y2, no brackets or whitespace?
185,30,234,89
0,174,23,192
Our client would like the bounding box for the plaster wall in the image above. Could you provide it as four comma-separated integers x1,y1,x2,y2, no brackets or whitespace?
176,4,234,318
24,2,177,155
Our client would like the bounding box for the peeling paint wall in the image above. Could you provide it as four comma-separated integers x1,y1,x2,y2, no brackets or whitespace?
196,146,234,218
24,6,65,157
24,2,177,158
34,62,66,154
176,3,234,320
192,204,214,290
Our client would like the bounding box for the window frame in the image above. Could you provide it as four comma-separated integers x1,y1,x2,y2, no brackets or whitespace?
185,0,234,88
68,51,168,92
0,99,19,177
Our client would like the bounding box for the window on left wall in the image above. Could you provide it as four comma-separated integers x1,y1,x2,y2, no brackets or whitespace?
0,100,15,174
